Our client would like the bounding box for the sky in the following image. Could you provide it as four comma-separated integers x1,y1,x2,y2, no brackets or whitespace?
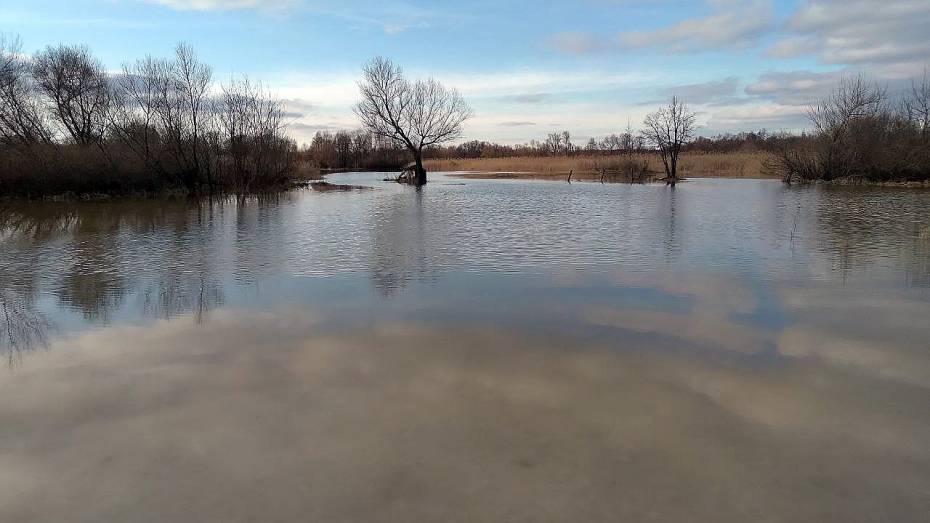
3,0,929,145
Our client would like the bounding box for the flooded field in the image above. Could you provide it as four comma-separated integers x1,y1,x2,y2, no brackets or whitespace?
2,174,930,522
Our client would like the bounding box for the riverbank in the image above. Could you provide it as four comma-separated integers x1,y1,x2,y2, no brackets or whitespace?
0,152,322,201
424,151,777,180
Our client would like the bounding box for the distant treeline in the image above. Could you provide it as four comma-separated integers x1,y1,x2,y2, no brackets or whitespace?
304,128,800,170
427,129,803,159
1,36,300,198
302,130,410,171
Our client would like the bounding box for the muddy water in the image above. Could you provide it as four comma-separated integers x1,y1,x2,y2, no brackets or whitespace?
2,174,930,521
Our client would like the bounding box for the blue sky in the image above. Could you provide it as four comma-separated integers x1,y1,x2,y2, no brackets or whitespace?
4,0,929,145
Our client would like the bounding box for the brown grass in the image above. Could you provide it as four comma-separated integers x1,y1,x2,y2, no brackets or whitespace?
424,151,777,180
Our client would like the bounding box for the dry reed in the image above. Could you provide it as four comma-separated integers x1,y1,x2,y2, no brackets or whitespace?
424,151,776,180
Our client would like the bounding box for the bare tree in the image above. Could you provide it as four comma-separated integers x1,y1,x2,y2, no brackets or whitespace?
351,131,372,165
544,132,561,155
111,55,171,175
543,131,574,155
621,121,645,182
0,35,52,147
354,57,472,185
113,44,214,191
333,131,353,167
561,130,573,155
32,44,111,146
903,70,930,140
808,75,886,180
600,133,620,152
218,76,292,189
642,96,695,187
810,75,885,134
172,43,213,190
769,74,927,184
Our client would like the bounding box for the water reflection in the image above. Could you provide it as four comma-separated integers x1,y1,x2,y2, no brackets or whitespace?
0,288,49,364
1,303,928,521
812,186,930,286
55,211,126,322
0,178,928,346
370,190,437,295
2,177,930,520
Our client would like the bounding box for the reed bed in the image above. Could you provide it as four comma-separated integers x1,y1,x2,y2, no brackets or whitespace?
424,151,776,180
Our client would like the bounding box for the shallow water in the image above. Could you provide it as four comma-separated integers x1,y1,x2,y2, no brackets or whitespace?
2,174,930,522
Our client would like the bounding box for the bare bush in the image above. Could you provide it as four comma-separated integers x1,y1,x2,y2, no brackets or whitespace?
1,36,300,198
773,74,930,183
218,77,295,190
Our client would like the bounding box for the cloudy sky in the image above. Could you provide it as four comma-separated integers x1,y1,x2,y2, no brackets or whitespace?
4,0,929,145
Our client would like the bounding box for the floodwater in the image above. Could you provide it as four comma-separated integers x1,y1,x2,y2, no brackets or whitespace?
2,173,930,522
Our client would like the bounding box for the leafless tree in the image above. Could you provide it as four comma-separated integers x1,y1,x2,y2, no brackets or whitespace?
770,73,930,183
112,44,215,191
173,43,213,189
218,76,292,189
903,70,930,140
642,96,695,186
621,121,646,182
600,133,620,152
354,57,472,185
808,75,886,180
111,55,171,175
0,35,52,147
810,75,885,134
543,131,574,155
352,131,372,164
333,130,353,167
32,44,111,146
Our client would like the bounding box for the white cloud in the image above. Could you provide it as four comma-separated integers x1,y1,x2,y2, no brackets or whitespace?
766,36,819,59
440,69,662,99
143,0,298,10
770,0,930,77
617,0,773,52
549,32,606,54
269,67,665,143
141,0,457,35
641,77,745,106
705,103,809,131
745,70,844,106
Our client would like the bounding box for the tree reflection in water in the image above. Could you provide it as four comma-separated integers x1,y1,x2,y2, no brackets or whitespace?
0,288,50,365
370,190,437,296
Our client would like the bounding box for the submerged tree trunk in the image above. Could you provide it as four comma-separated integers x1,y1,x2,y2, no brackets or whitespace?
668,155,678,187
413,150,427,186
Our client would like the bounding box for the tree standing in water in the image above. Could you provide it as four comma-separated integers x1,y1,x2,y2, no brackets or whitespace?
354,57,472,186
642,96,695,187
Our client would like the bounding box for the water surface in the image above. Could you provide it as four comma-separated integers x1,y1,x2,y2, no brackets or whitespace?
2,174,930,521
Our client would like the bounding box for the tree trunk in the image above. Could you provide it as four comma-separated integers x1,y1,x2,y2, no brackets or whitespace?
414,151,427,186
668,153,678,187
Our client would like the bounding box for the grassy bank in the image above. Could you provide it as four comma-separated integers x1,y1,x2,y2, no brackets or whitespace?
424,151,776,180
